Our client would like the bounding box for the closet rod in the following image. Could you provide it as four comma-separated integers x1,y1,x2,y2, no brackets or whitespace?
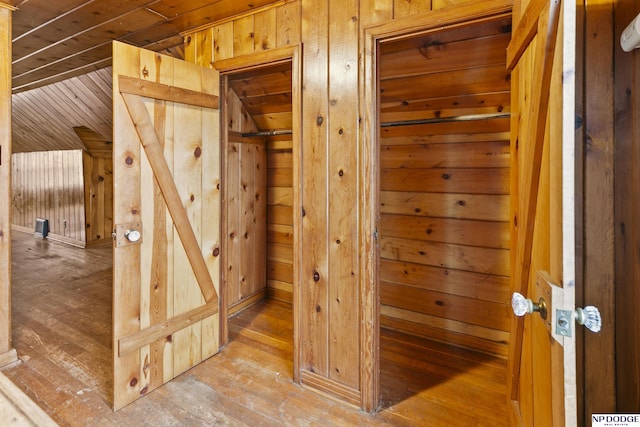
238,113,510,137
241,129,293,137
380,112,510,128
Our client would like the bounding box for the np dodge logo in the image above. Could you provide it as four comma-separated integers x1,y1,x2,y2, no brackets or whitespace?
592,414,640,427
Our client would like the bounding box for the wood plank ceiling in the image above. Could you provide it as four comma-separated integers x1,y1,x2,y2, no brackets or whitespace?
9,0,282,152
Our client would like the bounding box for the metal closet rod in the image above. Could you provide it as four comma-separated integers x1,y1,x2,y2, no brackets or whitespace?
239,112,511,137
241,129,293,137
380,112,511,128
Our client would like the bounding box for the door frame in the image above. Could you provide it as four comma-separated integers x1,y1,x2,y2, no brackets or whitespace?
213,45,302,381
0,2,17,368
360,0,515,413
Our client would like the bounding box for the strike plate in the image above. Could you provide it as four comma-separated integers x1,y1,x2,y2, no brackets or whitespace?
556,309,573,337
114,222,143,247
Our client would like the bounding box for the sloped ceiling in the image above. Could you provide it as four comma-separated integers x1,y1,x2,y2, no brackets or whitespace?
9,0,282,153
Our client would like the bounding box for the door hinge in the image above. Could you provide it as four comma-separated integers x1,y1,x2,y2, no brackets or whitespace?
373,229,379,240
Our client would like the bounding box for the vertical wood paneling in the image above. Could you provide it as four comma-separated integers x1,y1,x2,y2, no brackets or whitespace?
214,22,234,62
360,0,393,26
234,15,256,57
11,150,88,246
0,4,13,360
255,8,277,51
276,1,302,46
187,0,519,409
224,88,267,312
393,0,432,18
583,0,616,417
328,0,360,389
301,0,330,378
614,0,640,413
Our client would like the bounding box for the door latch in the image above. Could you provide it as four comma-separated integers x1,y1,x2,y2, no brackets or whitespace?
556,306,602,337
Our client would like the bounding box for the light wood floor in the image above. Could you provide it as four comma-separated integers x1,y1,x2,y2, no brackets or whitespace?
4,231,509,426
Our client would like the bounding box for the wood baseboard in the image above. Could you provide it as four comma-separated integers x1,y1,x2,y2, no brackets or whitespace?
12,225,86,248
0,349,17,368
228,288,267,316
300,369,361,408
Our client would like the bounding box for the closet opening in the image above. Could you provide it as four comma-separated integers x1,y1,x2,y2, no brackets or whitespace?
374,14,513,419
218,57,299,380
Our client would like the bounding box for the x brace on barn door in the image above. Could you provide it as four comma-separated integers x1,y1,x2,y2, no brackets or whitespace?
116,76,220,357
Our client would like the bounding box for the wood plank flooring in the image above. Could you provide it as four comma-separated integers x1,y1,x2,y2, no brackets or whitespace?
4,231,509,426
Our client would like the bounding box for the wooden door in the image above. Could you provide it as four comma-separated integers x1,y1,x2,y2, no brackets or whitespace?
508,0,585,425
112,41,221,410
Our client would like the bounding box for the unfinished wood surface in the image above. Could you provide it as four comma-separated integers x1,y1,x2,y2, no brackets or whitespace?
5,230,509,426
112,41,220,410
11,150,87,245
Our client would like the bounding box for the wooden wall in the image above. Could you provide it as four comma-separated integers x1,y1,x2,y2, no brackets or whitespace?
11,150,87,246
377,20,512,357
82,152,113,245
224,88,268,313
614,0,640,413
266,134,294,303
184,0,513,408
0,3,16,367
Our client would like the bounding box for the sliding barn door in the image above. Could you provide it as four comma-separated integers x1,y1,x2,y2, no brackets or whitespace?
508,0,595,425
112,41,221,410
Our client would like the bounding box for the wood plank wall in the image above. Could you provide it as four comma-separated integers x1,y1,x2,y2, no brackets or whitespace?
82,152,113,245
377,20,512,357
185,0,512,406
614,0,640,413
266,135,294,303
225,89,268,312
11,150,87,246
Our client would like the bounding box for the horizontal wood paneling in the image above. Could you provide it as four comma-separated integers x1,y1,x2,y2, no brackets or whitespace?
378,17,511,357
267,140,294,303
11,150,86,245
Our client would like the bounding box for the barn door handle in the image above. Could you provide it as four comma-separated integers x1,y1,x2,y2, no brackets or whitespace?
511,292,547,320
124,228,142,242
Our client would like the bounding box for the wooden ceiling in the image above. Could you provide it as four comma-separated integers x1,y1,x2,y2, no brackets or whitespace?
9,0,281,93
10,2,511,154
9,0,282,153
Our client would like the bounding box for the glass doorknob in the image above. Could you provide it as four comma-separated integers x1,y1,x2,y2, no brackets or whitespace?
511,292,547,320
